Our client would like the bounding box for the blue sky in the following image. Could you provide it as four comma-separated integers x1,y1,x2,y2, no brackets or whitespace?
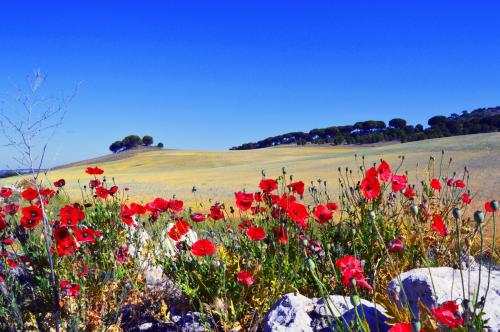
1,1,499,167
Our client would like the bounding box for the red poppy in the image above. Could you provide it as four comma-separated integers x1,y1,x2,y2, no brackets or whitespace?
208,204,224,220
454,179,465,188
169,199,184,212
430,178,442,190
168,219,190,241
190,239,216,256
340,267,373,292
1,238,14,245
6,258,18,268
273,225,288,244
95,186,109,199
150,197,169,212
287,202,308,228
40,188,55,199
377,160,392,182
59,205,85,227
5,203,19,215
326,202,338,211
461,193,472,204
254,192,262,202
287,181,305,196
432,301,463,328
246,226,266,241
446,178,455,187
237,270,254,285
336,256,363,271
89,179,101,188
75,228,97,243
403,186,416,198
108,185,119,195
0,218,8,231
120,204,137,227
0,187,13,198
54,227,78,256
277,194,296,211
60,280,80,296
21,187,38,201
20,217,40,229
53,179,66,188
22,205,43,222
251,206,266,214
485,201,494,212
432,214,448,237
360,168,381,200
190,213,206,222
259,179,278,193
130,203,147,215
237,219,253,232
388,238,404,253
235,192,254,211
313,205,333,224
388,322,422,332
391,174,407,192
116,244,129,263
85,166,104,175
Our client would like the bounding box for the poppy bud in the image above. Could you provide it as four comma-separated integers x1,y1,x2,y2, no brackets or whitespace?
306,258,316,271
368,211,376,221
350,278,357,287
474,211,485,224
410,204,419,216
302,239,309,247
350,295,361,306
411,320,422,332
452,207,462,219
351,228,356,236
491,200,498,211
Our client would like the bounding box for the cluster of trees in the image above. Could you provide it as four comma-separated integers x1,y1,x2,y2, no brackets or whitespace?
109,135,164,153
230,107,500,150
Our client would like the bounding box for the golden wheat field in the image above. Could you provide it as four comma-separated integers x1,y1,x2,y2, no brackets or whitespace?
2,133,498,209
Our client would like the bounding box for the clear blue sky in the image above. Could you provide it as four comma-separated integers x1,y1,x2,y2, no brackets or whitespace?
1,1,499,167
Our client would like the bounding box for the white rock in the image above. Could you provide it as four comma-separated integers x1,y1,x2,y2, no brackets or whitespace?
387,267,500,331
264,293,314,332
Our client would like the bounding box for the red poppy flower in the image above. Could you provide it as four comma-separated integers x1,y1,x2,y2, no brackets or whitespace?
150,197,169,212
55,237,78,257
0,218,8,231
130,203,146,215
431,178,442,190
251,206,266,215
277,194,296,211
75,227,97,243
5,203,19,215
259,179,278,193
432,214,448,237
1,238,14,245
60,280,80,296
53,179,66,188
461,193,472,204
377,160,392,182
454,179,465,188
59,205,85,227
40,188,55,199
85,166,104,175
254,192,262,202
273,226,288,244
388,322,422,332
237,270,254,285
95,186,109,199
246,226,266,241
116,244,129,263
21,187,38,201
89,179,101,188
287,181,305,196
108,185,119,195
336,256,363,271
237,219,253,232
208,204,224,220
403,186,416,198
235,192,254,211
120,204,137,227
190,239,216,256
22,205,43,222
0,276,4,282
326,202,338,211
360,168,381,200
20,217,40,229
313,205,333,224
432,301,463,328
6,258,18,268
391,174,407,192
341,267,373,292
169,199,184,212
190,213,206,223
287,202,308,227
485,201,494,212
168,219,190,241
0,187,13,198
388,238,404,253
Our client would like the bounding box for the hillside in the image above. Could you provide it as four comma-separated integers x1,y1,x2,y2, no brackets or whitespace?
1,132,498,206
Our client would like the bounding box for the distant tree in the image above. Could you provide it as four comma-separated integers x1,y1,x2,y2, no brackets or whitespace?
142,135,153,146
109,140,123,153
122,135,142,149
415,124,424,132
389,118,407,129
157,142,164,148
428,115,448,127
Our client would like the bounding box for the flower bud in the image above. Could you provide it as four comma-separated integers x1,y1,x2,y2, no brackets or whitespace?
491,200,498,211
474,211,485,224
306,258,316,271
368,211,376,221
350,295,361,306
452,207,462,219
411,320,422,332
410,204,419,216
302,239,309,247
350,278,357,287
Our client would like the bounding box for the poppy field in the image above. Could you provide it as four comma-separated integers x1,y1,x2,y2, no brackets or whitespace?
0,149,498,331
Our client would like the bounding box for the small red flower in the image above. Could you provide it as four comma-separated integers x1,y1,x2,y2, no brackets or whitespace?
287,202,308,228
54,226,78,256
21,187,38,201
6,258,18,268
190,239,216,256
388,322,422,332
168,219,190,241
237,270,254,285
391,174,407,192
341,267,373,292
5,203,19,215
20,217,40,229
287,181,305,196
360,167,381,200
0,187,13,198
208,204,224,220
116,244,129,263
190,213,206,222
95,186,109,199
461,193,472,204
75,227,97,243
0,218,7,231
377,160,392,182
259,179,278,193
336,256,362,271
403,186,416,198
313,205,333,224
59,205,85,227
326,202,338,211
235,192,254,211
89,179,101,188
168,199,184,212
388,238,404,253
108,185,119,195
120,204,137,227
432,301,463,328
60,280,80,296
246,226,266,241
273,225,288,244
430,178,442,190
22,205,43,222
131,203,147,215
454,179,465,188
53,179,66,188
150,197,169,212
432,214,448,237
85,166,104,175
1,238,14,245
485,201,494,212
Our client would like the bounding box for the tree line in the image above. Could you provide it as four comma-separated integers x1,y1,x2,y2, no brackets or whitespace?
109,135,164,153
230,107,500,150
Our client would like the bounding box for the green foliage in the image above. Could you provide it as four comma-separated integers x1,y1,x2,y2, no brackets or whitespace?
142,135,153,146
